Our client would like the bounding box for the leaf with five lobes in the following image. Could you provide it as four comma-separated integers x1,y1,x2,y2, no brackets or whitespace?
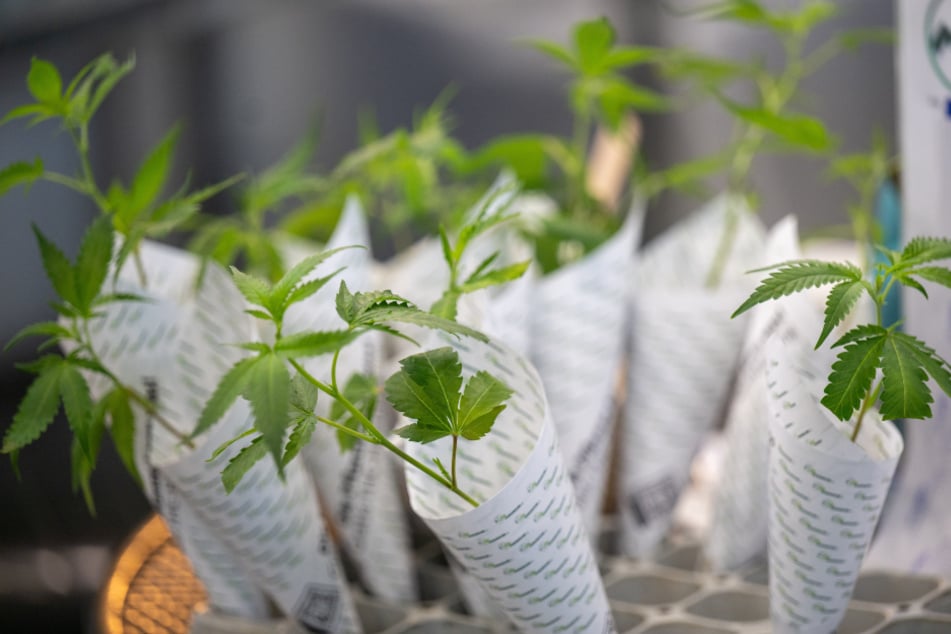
105,389,140,485
907,266,951,291
230,267,271,309
244,353,291,471
329,373,378,452
193,356,260,438
3,359,66,453
27,58,63,105
386,347,462,443
733,260,862,317
274,329,360,358
222,435,268,493
0,159,43,197
880,333,933,420
32,225,78,307
821,328,886,421
5,321,74,352
75,215,115,314
816,280,868,348
58,364,95,461
457,371,513,441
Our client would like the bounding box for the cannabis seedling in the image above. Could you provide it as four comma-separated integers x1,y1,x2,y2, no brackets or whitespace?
733,237,951,442
1,55,241,510
471,17,666,272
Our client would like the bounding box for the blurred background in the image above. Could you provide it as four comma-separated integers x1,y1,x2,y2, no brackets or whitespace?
0,0,894,631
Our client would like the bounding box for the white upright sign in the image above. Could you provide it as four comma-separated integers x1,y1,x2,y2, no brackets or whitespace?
868,0,951,574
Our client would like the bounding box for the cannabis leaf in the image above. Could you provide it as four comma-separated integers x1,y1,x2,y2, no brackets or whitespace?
735,237,951,440
386,347,513,486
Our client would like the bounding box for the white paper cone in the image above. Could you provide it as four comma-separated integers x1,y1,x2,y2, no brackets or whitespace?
620,288,748,557
765,335,903,633
705,217,804,570
282,196,418,603
404,337,617,634
618,195,765,558
530,202,643,538
86,241,361,632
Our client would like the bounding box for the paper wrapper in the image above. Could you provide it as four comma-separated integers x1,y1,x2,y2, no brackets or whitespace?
529,202,643,538
404,337,617,633
282,196,418,603
704,217,803,570
86,240,361,632
764,335,903,633
618,195,764,558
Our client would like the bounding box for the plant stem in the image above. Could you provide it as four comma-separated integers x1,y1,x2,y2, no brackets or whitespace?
315,416,378,445
451,434,458,489
852,380,883,442
289,358,478,507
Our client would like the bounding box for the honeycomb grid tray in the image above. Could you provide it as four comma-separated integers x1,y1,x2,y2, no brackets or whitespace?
188,535,951,634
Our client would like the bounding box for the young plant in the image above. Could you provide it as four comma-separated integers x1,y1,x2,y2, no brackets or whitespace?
198,192,529,504
677,0,893,287
733,237,951,442
470,17,668,272
1,54,241,510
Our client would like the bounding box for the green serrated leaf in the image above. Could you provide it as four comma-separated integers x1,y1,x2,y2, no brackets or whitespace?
880,333,933,420
58,364,94,461
821,330,886,421
244,353,290,470
270,246,357,313
75,215,115,314
193,356,260,438
4,361,65,452
5,321,73,352
529,40,577,70
898,237,951,268
892,332,951,401
27,58,63,105
282,416,317,465
33,225,78,307
457,371,513,441
274,329,360,358
574,18,615,74
284,270,343,310
733,260,862,317
106,389,140,485
356,304,488,342
0,158,43,197
722,99,834,152
127,125,180,219
831,324,888,348
816,280,867,348
462,261,530,293
907,266,951,291
209,428,257,461
0,104,56,127
230,267,272,309
222,435,268,493
385,347,461,442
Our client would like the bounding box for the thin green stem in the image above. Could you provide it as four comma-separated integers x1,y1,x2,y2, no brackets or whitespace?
315,416,378,445
289,358,478,507
42,172,90,195
572,101,593,214
330,347,342,393
451,434,458,489
852,379,883,443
